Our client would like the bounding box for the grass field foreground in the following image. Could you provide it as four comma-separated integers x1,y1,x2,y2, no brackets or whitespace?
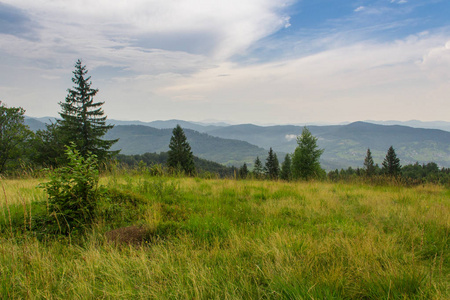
1,175,449,299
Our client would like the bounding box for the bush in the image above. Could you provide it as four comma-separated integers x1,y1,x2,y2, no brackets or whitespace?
39,144,102,235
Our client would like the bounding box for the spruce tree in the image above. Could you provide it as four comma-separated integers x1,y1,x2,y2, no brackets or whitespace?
291,127,324,180
382,146,401,176
363,148,375,177
167,125,195,175
253,156,263,178
280,154,292,181
239,163,249,179
57,59,117,161
265,147,280,180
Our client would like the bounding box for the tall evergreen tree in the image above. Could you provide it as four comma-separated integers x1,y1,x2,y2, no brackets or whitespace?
167,125,195,175
265,147,280,180
291,127,324,180
382,146,401,176
253,156,263,178
238,163,249,179
280,154,292,181
57,59,117,161
363,148,375,177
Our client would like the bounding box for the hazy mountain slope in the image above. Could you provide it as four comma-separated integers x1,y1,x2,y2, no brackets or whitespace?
365,120,450,132
104,125,268,166
26,117,222,133
109,119,221,132
24,117,47,131
207,122,450,169
23,117,450,170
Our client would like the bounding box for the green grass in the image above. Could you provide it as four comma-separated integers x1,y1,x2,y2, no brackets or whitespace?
0,175,449,299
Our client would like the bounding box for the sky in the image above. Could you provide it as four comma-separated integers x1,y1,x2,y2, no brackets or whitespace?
0,0,449,125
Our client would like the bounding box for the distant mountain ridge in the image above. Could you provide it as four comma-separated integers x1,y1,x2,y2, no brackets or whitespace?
26,116,450,132
365,120,450,132
24,117,450,170
26,117,224,133
206,121,450,169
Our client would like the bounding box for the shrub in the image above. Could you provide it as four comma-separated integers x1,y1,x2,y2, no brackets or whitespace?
39,144,102,234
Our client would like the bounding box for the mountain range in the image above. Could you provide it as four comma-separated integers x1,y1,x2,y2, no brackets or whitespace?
24,117,450,170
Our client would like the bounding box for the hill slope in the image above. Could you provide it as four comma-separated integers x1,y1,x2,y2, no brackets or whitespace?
104,125,268,166
206,122,450,169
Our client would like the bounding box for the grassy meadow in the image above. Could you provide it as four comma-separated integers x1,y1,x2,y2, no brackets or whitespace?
1,173,449,299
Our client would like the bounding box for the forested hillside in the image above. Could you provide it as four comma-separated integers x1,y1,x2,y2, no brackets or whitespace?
104,125,269,166
25,117,450,170
206,122,450,169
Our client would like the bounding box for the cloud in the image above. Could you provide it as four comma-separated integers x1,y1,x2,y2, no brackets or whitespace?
285,134,297,141
2,0,294,61
144,31,450,123
420,39,450,81
354,6,365,12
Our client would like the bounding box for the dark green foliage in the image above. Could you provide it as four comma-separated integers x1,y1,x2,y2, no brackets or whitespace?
39,144,102,234
280,154,292,181
253,156,263,178
114,152,234,177
363,148,375,177
56,60,117,162
29,123,65,167
265,148,279,180
0,102,33,173
193,156,233,177
238,163,249,179
382,146,401,176
167,125,195,175
401,162,450,184
328,162,450,185
292,127,324,180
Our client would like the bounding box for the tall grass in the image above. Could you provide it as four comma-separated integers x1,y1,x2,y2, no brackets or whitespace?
1,174,448,299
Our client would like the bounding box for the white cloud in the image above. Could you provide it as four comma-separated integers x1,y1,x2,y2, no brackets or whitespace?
2,0,294,61
285,134,297,141
419,39,450,82
143,32,450,123
354,6,365,12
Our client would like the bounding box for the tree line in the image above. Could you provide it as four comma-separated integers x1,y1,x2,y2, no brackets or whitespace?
328,148,450,185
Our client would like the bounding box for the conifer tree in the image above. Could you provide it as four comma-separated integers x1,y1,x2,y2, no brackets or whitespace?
253,156,263,178
265,147,280,180
280,154,292,181
363,148,375,177
292,127,324,180
57,59,117,161
167,125,195,175
239,163,249,179
382,146,401,176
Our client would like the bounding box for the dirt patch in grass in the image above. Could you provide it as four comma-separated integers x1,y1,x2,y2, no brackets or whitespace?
105,225,149,245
